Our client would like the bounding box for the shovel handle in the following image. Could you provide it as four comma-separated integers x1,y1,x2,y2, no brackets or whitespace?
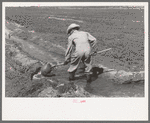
91,48,112,56
52,48,112,68
57,62,65,66
51,62,64,68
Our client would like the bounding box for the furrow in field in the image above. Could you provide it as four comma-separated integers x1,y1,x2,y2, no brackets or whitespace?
37,15,84,23
48,16,83,23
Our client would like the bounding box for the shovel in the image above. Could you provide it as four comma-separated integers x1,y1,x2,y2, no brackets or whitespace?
41,48,112,76
40,62,65,76
51,62,65,69
90,48,112,56
51,48,112,69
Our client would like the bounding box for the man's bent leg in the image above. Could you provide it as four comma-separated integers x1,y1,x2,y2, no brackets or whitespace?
69,71,75,81
84,55,93,83
68,53,82,81
86,73,92,83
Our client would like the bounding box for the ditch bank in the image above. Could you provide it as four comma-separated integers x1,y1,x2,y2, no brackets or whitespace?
5,36,96,97
5,22,144,97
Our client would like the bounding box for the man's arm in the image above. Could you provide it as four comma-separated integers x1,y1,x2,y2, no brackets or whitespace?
87,32,98,51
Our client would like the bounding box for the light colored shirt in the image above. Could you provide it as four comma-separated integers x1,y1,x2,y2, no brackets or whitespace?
65,30,97,62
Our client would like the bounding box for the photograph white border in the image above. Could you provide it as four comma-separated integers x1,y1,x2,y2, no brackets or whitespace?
2,2,149,121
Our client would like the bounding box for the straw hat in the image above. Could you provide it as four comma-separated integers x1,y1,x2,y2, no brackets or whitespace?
67,23,80,34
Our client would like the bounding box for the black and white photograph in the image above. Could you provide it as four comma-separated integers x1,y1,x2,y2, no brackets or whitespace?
2,2,148,121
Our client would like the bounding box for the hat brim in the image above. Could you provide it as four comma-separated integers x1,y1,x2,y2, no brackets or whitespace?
67,26,80,34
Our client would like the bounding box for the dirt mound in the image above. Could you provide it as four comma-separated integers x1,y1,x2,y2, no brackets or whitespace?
38,83,96,97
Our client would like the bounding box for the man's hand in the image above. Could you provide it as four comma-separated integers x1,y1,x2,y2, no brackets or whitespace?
93,51,97,56
63,60,69,65
91,51,97,56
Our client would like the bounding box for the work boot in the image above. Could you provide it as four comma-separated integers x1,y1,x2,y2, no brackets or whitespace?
86,74,92,83
69,72,75,81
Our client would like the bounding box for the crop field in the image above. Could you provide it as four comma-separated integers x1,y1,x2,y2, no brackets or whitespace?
6,6,144,71
5,6,144,97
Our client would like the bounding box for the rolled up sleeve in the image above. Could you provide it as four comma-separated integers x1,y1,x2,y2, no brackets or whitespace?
65,37,73,62
87,32,97,48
